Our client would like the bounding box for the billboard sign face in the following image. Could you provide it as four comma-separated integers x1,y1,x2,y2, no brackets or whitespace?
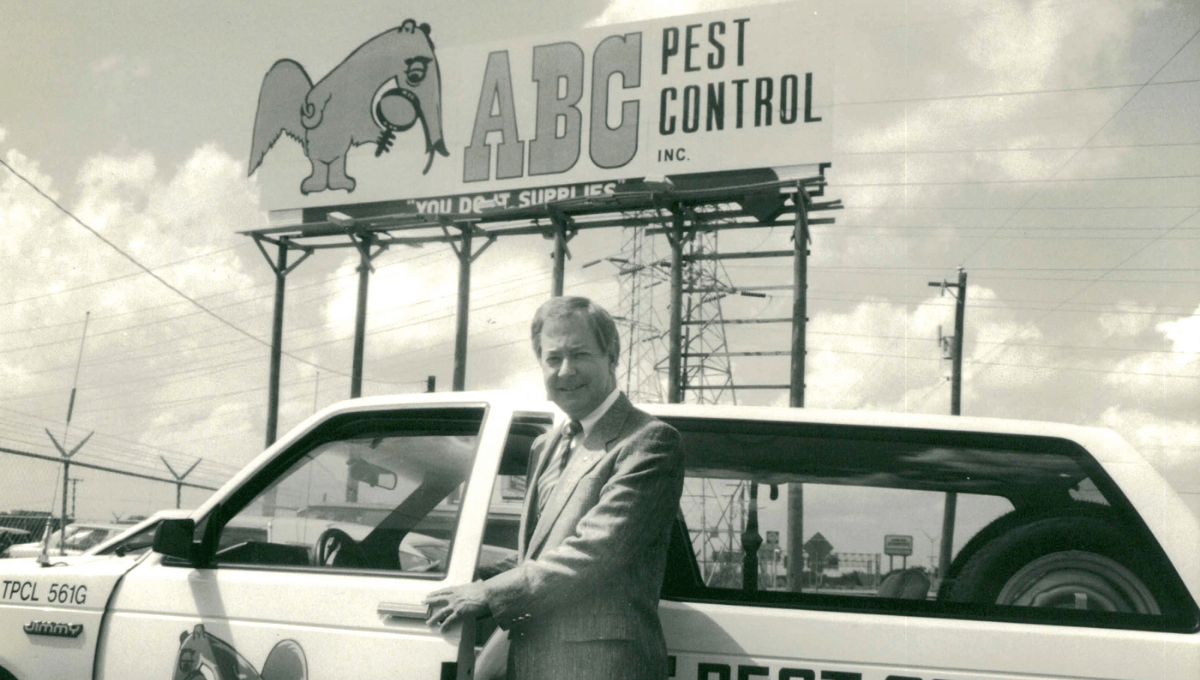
884,534,913,557
250,2,832,217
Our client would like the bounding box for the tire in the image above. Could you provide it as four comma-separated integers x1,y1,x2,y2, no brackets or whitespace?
936,504,1088,600
942,504,1162,614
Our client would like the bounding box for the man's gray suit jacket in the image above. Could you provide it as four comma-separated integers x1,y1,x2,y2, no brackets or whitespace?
481,393,685,680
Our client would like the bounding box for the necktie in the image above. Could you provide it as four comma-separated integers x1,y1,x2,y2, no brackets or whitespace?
536,420,582,517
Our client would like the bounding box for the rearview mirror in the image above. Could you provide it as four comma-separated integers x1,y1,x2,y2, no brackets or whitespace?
348,458,397,490
152,518,196,563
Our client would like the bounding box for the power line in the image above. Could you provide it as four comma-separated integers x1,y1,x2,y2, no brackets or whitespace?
957,26,1200,265
828,174,1200,188
0,233,451,346
912,205,1200,410
838,205,1200,211
0,155,358,379
0,266,566,411
833,78,1200,108
831,141,1200,156
0,243,252,309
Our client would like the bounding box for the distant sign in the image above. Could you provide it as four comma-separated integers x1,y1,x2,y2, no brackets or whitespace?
804,532,834,571
884,534,913,557
251,1,833,215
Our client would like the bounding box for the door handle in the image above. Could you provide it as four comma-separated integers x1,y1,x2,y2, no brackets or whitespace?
378,602,430,620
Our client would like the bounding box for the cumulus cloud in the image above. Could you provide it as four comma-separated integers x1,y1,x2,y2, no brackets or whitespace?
0,141,272,476
589,0,783,25
91,54,150,78
1103,304,1200,416
1099,406,1200,490
801,294,948,411
1099,301,1158,338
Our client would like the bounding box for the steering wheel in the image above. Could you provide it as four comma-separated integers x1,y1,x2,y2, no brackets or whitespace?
315,528,360,567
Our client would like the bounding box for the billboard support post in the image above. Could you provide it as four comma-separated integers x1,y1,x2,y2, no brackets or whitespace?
245,175,841,443
267,240,288,444
349,231,387,398
790,184,811,408
254,236,312,446
665,202,687,404
446,221,495,391
547,208,576,297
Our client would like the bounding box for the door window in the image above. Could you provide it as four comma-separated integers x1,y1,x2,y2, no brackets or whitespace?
477,412,554,576
661,417,1199,632
209,408,485,576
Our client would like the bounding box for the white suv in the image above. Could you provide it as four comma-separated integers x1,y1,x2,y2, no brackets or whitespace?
0,393,1195,680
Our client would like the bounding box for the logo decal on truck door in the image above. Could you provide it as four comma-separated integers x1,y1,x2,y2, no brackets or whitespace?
171,624,308,680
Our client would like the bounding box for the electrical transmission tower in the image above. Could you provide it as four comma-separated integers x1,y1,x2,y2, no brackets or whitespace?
611,216,670,404
679,211,742,406
605,175,841,589
611,204,746,585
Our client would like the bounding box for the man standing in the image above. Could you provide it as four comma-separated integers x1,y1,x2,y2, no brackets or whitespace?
425,296,685,679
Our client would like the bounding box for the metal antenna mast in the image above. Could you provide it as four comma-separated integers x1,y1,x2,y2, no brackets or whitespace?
41,312,94,563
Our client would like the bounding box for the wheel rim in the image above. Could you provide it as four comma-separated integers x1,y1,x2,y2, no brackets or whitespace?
996,550,1160,615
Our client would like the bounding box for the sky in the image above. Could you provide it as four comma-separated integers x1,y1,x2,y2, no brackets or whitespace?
1,0,1198,529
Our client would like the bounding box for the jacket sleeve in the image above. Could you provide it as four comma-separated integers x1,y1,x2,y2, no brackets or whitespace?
481,421,683,627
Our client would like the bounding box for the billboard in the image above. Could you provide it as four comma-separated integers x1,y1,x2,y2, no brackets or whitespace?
883,534,913,557
250,2,832,220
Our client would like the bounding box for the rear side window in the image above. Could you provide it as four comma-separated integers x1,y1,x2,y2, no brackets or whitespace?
661,418,1199,633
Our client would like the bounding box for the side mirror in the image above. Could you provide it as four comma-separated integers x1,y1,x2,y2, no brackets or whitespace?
153,518,196,563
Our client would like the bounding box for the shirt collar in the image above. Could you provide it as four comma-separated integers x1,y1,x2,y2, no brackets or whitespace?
576,387,620,439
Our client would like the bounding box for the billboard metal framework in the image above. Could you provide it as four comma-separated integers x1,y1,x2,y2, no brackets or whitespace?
243,174,841,445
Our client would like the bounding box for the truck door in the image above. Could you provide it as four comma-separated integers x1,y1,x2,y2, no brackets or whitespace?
97,402,512,680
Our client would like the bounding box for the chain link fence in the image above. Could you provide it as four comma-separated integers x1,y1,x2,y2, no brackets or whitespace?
0,445,221,555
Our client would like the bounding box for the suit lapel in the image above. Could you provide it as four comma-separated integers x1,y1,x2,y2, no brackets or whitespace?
521,426,566,556
526,395,634,558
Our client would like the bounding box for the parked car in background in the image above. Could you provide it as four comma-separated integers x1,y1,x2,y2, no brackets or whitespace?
84,511,193,558
0,528,30,556
1,522,128,559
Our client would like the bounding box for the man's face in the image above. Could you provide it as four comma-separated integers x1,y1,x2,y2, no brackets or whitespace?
538,313,617,420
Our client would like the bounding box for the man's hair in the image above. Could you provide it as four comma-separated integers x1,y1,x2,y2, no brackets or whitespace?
531,296,621,367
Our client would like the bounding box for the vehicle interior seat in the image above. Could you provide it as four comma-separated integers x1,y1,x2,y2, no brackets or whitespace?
663,513,704,594
877,568,931,599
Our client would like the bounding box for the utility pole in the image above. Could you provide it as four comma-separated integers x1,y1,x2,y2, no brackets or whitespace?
928,267,968,577
786,185,812,593
930,267,968,416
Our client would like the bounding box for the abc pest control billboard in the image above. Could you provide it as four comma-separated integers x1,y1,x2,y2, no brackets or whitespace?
249,2,832,222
